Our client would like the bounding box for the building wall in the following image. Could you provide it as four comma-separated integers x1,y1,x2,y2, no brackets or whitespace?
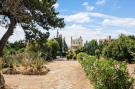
71,36,83,49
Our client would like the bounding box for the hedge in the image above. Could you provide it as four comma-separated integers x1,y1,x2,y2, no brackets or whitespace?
77,52,134,89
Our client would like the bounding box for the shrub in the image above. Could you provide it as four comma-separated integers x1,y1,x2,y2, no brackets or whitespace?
21,58,49,75
2,55,18,68
78,53,134,89
95,49,100,59
77,52,89,62
1,53,49,75
66,50,75,60
73,55,77,60
66,55,71,60
102,34,135,63
28,58,46,70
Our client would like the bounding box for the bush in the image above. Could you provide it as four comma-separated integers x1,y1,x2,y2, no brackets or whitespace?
73,55,77,60
78,53,134,89
102,34,135,63
66,50,75,60
95,49,100,59
77,52,89,62
21,58,49,75
1,53,49,75
66,55,71,60
2,55,18,68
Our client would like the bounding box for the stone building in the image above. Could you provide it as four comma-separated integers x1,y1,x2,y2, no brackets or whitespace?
71,36,83,49
99,35,113,43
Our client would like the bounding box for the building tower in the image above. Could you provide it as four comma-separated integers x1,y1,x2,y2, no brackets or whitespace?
71,36,72,48
57,29,59,38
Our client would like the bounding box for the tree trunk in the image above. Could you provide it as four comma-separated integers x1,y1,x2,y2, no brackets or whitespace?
0,18,16,56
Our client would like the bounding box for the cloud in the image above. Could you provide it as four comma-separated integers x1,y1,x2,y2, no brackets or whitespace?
96,0,106,5
63,12,92,24
56,11,135,46
115,29,132,35
63,11,135,27
84,12,135,27
49,24,110,46
1,10,135,46
82,2,95,11
102,17,135,27
54,3,59,9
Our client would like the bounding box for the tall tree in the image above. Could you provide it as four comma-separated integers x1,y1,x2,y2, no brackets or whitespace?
84,40,98,55
47,39,60,59
55,36,68,56
0,0,65,56
102,34,135,63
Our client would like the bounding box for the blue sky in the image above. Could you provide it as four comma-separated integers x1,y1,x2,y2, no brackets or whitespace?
50,0,135,46
58,0,135,18
0,0,135,46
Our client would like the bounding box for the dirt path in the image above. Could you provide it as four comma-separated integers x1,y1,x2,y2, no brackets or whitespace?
4,61,92,89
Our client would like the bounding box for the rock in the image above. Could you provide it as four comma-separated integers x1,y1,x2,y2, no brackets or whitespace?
2,68,20,74
0,73,5,89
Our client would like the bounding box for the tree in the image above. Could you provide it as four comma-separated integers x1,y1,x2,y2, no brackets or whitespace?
7,40,26,51
47,39,60,59
0,0,65,56
84,40,98,56
102,34,135,63
55,36,68,57
75,46,85,55
3,40,26,55
62,38,68,55
98,40,108,53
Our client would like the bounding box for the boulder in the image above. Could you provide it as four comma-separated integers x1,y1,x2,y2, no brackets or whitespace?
0,73,5,89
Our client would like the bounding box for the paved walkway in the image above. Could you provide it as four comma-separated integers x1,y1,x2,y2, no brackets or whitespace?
4,61,92,89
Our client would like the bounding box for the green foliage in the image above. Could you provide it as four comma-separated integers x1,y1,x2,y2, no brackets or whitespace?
66,50,76,60
95,49,100,59
3,38,62,62
1,52,47,68
73,55,77,60
102,34,135,63
1,0,65,33
25,39,51,60
75,46,85,55
77,52,89,62
84,40,98,56
0,52,48,75
1,55,18,68
25,58,46,70
8,41,26,51
55,37,68,57
3,41,26,55
98,40,109,53
78,53,134,89
47,39,60,59
0,0,65,56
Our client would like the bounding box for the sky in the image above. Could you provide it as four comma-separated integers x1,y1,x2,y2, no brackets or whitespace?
0,0,135,46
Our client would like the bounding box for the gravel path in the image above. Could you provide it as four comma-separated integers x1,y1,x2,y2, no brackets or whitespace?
4,61,92,89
